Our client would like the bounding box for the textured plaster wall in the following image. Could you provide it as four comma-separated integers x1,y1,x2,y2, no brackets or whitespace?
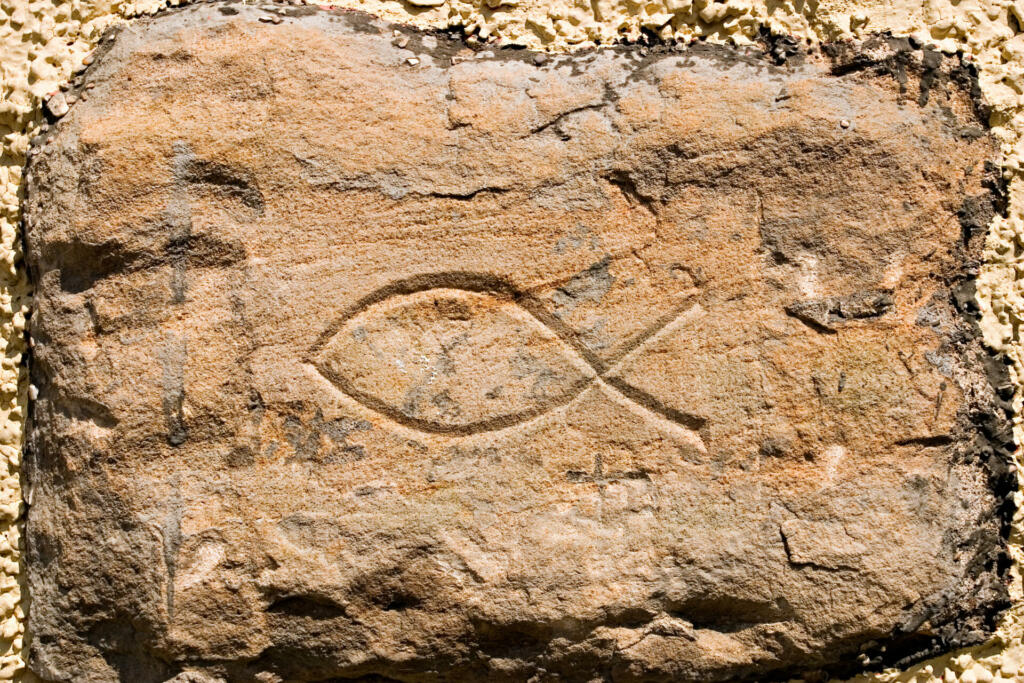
2,0,1024,681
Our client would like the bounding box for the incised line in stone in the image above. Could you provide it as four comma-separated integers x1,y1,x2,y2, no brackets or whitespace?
309,271,706,437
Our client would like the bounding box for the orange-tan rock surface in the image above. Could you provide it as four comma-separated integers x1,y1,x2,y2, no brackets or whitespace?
19,4,1017,681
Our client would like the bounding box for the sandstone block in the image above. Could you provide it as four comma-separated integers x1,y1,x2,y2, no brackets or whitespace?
22,5,1015,681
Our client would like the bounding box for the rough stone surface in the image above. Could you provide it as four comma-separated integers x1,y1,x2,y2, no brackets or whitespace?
20,4,1015,682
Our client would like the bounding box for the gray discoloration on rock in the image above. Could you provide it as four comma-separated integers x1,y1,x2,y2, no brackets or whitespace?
168,142,194,305
159,333,187,446
551,256,615,316
21,4,1013,682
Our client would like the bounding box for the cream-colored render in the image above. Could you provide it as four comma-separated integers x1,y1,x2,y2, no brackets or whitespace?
2,0,1024,681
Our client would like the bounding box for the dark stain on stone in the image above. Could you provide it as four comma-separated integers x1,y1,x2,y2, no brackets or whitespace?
918,48,944,106
960,194,998,248
824,33,991,123
50,230,246,295
759,28,803,65
54,239,147,294
166,143,260,303
284,408,372,463
169,142,194,305
551,256,615,316
849,180,1019,682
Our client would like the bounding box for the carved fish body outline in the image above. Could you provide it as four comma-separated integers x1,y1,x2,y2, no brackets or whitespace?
310,272,706,437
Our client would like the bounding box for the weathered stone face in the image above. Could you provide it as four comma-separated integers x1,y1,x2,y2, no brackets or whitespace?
21,4,1014,682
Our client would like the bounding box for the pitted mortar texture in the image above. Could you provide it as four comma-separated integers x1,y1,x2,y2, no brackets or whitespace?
3,0,1024,682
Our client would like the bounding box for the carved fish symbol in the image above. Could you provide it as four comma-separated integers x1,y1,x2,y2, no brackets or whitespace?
310,272,706,437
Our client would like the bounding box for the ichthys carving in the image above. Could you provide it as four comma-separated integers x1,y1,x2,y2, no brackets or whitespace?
310,272,708,436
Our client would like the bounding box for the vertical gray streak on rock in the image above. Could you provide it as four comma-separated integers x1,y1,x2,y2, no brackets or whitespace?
160,332,188,446
168,141,194,305
161,484,183,620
